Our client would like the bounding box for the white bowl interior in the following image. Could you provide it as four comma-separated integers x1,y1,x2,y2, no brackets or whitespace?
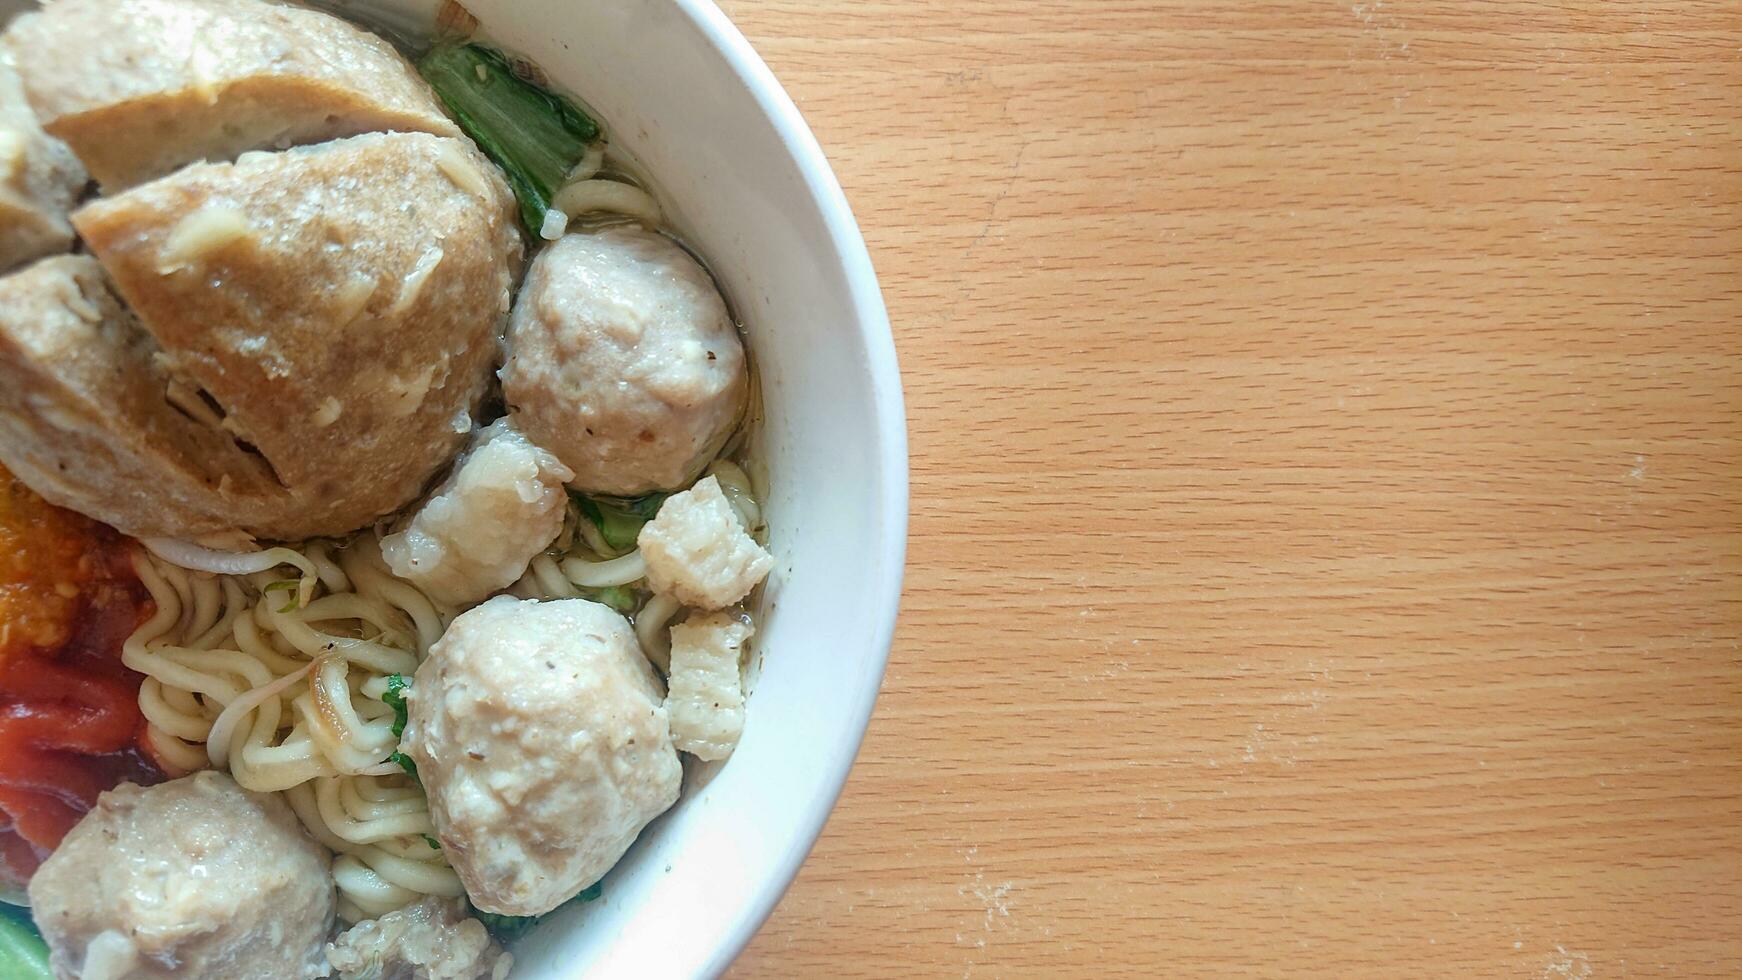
449,3,905,976
5,0,907,976
346,1,907,975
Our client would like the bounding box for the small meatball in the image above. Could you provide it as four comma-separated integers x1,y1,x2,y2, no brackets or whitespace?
501,227,748,496
638,476,773,610
0,54,84,273
327,896,511,980
404,597,681,916
28,771,334,980
666,612,753,761
382,419,575,606
5,0,459,189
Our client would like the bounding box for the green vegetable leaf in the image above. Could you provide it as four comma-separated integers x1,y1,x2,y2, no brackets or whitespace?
595,509,643,552
618,493,668,521
388,751,418,781
0,906,51,980
471,881,604,943
418,43,602,230
383,673,411,739
262,579,301,614
575,494,605,531
584,585,637,614
472,909,540,943
422,834,441,851
578,493,666,552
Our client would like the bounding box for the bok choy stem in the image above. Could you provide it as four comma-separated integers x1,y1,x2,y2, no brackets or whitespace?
0,906,51,980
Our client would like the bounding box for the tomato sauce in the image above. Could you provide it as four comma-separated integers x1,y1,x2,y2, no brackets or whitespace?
0,465,159,886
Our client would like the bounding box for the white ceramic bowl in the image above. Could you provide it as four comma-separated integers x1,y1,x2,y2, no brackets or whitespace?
4,0,907,975
398,2,909,975
477,3,905,974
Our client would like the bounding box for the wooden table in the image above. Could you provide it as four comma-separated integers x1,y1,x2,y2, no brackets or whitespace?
719,2,1741,975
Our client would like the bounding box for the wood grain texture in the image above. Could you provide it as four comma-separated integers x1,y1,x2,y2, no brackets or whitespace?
716,2,1742,976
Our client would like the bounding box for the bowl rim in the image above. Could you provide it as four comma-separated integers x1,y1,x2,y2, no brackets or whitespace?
670,1,908,975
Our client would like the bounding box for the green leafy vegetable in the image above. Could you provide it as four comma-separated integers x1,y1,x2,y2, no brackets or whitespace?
575,494,605,531
381,679,417,780
388,751,418,781
383,673,411,739
594,508,643,553
422,834,441,851
584,585,637,614
577,492,667,552
261,579,301,614
615,492,668,521
0,905,51,980
472,881,604,942
471,909,540,943
417,42,602,230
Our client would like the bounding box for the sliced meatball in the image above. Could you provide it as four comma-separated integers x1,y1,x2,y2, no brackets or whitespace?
67,132,520,540
501,227,748,496
28,771,334,980
382,418,575,607
327,896,511,980
4,0,459,190
0,54,83,273
638,476,774,610
404,597,681,916
0,255,284,538
666,611,753,761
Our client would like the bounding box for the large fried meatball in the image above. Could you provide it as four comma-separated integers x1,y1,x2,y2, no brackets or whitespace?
0,255,285,537
4,0,458,190
404,596,681,916
27,772,335,980
0,131,522,541
501,227,748,496
0,54,83,273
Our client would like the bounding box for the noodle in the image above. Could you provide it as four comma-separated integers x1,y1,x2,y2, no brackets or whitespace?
125,536,454,920
634,593,682,674
139,537,317,605
558,550,646,588
550,178,661,228
707,459,762,532
123,472,764,922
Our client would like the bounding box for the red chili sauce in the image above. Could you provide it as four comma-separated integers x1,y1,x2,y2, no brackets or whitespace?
0,465,160,887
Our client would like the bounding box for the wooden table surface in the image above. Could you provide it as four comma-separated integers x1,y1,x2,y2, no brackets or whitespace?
717,2,1741,976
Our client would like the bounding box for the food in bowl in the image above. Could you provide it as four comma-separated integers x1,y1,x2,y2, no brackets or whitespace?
0,0,777,975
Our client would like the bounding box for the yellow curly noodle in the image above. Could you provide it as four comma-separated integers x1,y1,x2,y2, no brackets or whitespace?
125,460,764,922
126,536,457,922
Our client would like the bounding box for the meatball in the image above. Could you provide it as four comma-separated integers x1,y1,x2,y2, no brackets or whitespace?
638,476,774,610
0,256,285,539
5,0,459,189
404,596,681,916
27,771,334,980
501,227,748,496
382,418,575,607
327,896,511,980
0,54,84,274
29,131,520,541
